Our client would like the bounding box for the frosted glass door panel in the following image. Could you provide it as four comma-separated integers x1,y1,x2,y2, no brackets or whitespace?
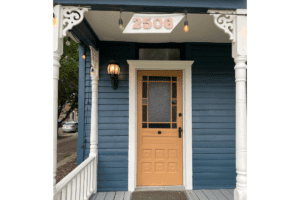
148,82,170,122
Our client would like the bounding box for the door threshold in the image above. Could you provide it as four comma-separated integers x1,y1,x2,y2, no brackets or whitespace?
135,185,186,191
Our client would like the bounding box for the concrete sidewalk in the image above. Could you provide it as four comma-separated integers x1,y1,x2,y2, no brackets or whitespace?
58,128,78,144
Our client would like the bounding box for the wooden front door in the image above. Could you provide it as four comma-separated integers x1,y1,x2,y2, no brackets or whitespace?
137,70,183,186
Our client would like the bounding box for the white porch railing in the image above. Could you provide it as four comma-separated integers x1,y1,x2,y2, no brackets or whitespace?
53,155,97,200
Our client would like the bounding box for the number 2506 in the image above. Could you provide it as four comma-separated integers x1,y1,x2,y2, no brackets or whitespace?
133,17,173,29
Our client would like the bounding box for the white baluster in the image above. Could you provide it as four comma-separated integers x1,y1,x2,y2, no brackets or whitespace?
80,171,84,200
76,173,81,200
94,159,97,192
89,163,92,194
90,162,94,193
90,161,94,193
61,187,67,200
84,167,88,198
72,177,76,200
67,183,72,200
87,164,90,196
57,193,62,200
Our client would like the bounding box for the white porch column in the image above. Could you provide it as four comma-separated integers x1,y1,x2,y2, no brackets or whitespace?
89,46,99,193
208,9,247,200
53,5,89,195
53,49,62,193
89,77,99,156
53,5,63,194
233,55,247,200
232,9,247,200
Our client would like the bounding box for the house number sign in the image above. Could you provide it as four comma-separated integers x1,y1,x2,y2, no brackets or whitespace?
123,14,184,34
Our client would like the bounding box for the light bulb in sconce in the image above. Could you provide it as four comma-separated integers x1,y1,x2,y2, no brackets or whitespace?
119,10,124,31
82,54,86,60
119,19,124,31
184,21,189,32
183,10,189,33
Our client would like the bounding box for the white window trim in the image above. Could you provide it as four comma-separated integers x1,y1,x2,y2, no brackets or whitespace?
127,60,194,192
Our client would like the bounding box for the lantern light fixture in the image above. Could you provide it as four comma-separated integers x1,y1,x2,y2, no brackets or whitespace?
66,37,71,46
107,60,120,90
184,10,189,33
119,10,124,31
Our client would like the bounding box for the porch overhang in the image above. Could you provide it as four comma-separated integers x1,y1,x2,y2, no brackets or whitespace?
54,0,246,48
54,0,247,12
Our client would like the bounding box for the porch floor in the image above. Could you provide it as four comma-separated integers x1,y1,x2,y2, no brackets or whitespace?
89,189,234,200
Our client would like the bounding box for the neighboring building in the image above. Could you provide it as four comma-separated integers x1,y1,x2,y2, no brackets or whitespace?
58,104,78,121
53,1,247,200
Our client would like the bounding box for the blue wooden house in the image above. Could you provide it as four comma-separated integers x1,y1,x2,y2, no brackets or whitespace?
53,1,247,200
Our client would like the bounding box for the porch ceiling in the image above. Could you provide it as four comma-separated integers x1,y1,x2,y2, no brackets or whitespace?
84,11,231,43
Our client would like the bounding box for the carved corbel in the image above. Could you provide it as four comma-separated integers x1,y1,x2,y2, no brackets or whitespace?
208,10,236,42
61,6,89,38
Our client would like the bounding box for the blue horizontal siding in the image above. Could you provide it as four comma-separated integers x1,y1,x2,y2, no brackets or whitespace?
191,43,236,190
99,162,128,168
193,148,235,154
193,166,236,173
193,135,235,141
192,117,235,123
193,179,236,186
99,174,127,181
99,105,128,111
99,168,128,175
192,110,235,116
193,173,236,179
193,129,235,135
193,160,235,166
98,180,127,189
81,42,135,192
193,141,235,148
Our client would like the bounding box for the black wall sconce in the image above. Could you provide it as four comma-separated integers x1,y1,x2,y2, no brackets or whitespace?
107,60,120,90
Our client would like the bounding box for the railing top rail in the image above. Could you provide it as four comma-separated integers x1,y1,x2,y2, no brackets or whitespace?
54,155,96,197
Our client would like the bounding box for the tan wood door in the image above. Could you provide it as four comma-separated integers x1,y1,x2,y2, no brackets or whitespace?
137,70,183,186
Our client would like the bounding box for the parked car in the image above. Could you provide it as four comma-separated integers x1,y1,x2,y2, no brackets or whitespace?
62,121,78,133
58,120,66,128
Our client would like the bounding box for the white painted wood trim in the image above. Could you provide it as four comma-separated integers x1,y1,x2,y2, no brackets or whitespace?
127,60,194,192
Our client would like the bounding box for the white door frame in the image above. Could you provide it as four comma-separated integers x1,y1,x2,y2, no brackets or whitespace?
127,60,194,192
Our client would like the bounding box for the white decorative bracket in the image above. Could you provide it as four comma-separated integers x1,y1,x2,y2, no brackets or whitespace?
60,6,89,38
208,10,236,42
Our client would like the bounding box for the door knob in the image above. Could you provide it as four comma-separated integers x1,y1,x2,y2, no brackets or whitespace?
158,131,161,134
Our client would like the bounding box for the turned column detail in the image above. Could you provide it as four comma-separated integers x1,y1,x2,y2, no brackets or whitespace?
53,4,89,195
53,50,62,194
89,76,99,157
89,46,99,193
209,8,247,200
234,55,247,200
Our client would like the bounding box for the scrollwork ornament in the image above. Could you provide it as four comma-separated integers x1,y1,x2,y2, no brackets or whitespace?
62,7,89,37
209,11,235,42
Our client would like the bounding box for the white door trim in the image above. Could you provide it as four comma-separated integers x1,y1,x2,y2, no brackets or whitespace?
127,60,194,192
